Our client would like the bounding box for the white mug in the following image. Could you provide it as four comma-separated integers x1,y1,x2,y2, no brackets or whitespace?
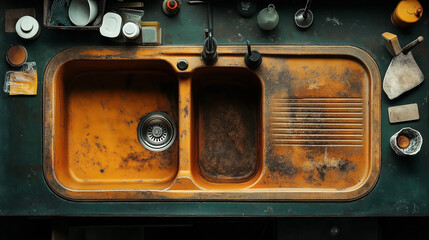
68,0,98,26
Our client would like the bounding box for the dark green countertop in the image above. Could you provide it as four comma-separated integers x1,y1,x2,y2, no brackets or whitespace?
0,0,428,216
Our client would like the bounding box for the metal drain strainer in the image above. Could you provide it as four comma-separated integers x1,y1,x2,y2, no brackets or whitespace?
137,112,176,152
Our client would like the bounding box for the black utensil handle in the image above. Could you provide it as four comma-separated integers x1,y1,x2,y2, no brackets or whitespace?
402,36,424,55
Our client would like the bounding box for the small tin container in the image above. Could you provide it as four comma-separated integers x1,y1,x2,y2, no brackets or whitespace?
390,127,423,156
391,0,423,28
6,45,28,67
122,22,140,39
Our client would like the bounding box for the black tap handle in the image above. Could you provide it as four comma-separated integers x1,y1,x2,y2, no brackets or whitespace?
245,41,262,69
402,36,424,55
247,40,252,56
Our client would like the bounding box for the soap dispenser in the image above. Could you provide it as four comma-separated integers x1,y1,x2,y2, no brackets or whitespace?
257,4,279,31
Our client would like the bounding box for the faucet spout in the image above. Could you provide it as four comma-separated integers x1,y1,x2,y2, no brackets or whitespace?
201,2,218,65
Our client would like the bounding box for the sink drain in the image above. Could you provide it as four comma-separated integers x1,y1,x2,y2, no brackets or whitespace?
137,112,176,152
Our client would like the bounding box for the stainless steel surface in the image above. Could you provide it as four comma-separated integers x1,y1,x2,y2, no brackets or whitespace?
187,0,206,4
137,112,177,152
294,0,313,29
177,59,189,70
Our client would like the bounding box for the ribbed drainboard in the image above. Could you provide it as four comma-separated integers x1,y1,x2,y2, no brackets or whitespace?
270,98,364,147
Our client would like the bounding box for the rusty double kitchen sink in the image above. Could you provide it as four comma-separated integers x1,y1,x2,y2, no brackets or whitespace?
43,46,380,201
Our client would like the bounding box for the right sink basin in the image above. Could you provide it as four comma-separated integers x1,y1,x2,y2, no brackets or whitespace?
191,67,263,188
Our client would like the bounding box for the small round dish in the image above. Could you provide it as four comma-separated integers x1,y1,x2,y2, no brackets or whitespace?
99,12,122,38
15,16,40,40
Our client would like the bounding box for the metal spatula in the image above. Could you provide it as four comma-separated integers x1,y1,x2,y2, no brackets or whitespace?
383,36,424,100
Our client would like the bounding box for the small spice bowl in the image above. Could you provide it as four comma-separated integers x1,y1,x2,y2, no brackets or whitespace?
6,45,28,67
390,127,423,156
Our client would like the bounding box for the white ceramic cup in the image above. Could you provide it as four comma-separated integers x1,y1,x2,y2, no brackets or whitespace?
68,0,98,26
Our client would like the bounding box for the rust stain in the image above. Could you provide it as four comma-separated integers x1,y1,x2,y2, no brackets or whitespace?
120,152,152,172
183,104,189,118
79,49,121,56
120,147,176,171
267,157,298,177
180,129,187,139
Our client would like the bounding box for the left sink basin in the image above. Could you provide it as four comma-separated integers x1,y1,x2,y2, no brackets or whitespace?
44,55,179,197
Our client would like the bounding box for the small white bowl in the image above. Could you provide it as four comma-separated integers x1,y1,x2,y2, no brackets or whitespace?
99,12,122,38
68,0,98,26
